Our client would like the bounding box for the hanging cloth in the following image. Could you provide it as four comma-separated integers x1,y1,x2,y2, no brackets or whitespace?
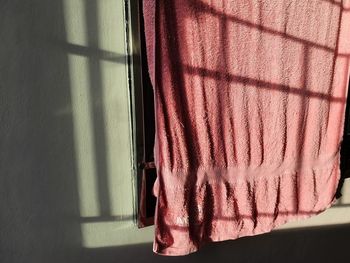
143,0,350,256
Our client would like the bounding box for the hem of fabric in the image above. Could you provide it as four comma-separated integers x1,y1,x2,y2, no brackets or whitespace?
152,155,342,256
153,196,338,256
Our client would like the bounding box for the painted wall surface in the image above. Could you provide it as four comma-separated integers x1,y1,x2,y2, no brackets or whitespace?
0,1,349,263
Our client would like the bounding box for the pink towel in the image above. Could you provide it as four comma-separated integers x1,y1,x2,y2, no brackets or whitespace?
143,0,350,256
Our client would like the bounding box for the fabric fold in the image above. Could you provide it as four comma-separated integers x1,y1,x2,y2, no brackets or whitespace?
143,0,350,256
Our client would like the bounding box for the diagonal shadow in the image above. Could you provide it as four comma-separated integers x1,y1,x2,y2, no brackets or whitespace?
51,39,128,64
189,0,350,57
183,65,347,103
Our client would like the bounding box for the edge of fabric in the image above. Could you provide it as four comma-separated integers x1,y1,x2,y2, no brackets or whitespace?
152,155,342,255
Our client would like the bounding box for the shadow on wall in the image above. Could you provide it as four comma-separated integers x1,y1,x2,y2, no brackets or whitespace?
0,0,138,262
85,223,350,263
0,0,133,262
0,0,83,262
0,0,349,263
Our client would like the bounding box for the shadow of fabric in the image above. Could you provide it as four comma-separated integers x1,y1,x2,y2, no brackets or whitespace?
83,223,350,263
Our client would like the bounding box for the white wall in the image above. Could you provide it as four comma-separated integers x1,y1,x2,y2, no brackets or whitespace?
0,1,349,262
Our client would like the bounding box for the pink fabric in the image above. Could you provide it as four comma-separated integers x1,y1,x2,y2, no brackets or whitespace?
143,0,350,256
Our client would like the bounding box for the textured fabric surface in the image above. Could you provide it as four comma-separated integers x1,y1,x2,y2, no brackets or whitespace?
143,0,350,256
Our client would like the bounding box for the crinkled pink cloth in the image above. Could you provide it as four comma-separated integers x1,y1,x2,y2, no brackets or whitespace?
143,0,350,256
